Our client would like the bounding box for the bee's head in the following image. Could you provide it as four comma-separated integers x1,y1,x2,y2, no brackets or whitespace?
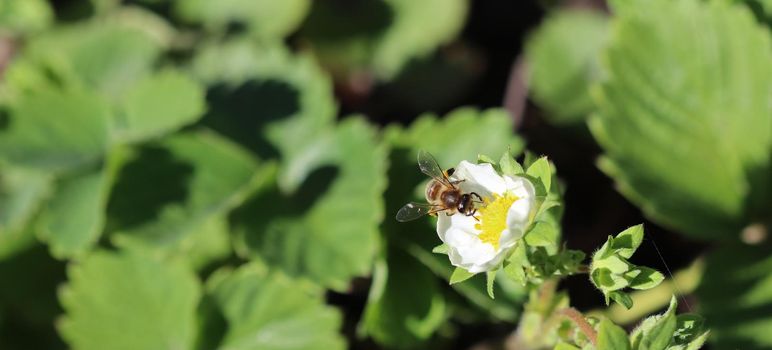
458,194,474,216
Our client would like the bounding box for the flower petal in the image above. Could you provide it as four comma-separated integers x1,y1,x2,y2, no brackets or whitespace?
437,212,478,240
503,175,535,199
444,228,499,273
506,196,533,232
453,161,507,197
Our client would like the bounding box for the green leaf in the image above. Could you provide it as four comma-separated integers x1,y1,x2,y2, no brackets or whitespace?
388,107,524,168
23,22,163,97
361,248,446,348
608,291,633,310
0,0,53,34
626,267,664,290
637,297,678,350
109,131,265,267
671,314,706,347
173,0,311,40
684,331,710,350
233,118,386,291
114,70,205,143
589,0,772,239
534,199,561,222
611,224,644,259
526,157,552,194
191,41,337,193
0,167,51,260
525,221,558,247
526,9,609,123
697,244,772,349
301,0,468,79
59,250,201,350
0,89,111,173
500,149,525,176
555,342,581,350
598,318,631,350
450,267,475,285
37,149,126,259
206,263,345,350
486,270,496,299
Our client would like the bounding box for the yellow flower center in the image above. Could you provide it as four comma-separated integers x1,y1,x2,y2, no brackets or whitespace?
475,193,519,249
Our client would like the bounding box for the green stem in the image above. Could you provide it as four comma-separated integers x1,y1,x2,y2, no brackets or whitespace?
588,258,705,325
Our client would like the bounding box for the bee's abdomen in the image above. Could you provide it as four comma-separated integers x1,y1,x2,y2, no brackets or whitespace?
425,181,443,203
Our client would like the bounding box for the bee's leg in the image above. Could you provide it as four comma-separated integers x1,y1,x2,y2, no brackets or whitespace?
471,192,484,205
445,212,453,216
449,179,465,185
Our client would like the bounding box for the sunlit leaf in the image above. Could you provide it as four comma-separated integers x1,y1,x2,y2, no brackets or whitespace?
191,41,337,193
589,0,772,239
206,263,345,350
109,130,267,267
387,107,523,168
114,70,205,143
37,149,126,259
300,0,468,79
598,318,630,350
0,167,51,260
233,118,386,291
22,22,163,97
526,9,609,123
174,0,311,40
0,89,112,173
59,250,201,350
0,0,53,34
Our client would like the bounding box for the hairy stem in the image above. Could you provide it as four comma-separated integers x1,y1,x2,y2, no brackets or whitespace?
557,307,598,346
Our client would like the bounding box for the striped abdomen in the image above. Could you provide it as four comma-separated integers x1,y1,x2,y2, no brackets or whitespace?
425,180,445,204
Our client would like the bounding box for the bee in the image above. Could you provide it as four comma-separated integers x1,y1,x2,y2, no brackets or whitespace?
396,150,482,222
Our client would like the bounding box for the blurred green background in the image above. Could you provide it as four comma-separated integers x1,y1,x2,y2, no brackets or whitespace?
0,0,770,349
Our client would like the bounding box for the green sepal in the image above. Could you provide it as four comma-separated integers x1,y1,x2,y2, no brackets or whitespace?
503,243,529,286
431,244,449,254
526,156,552,194
477,153,497,166
486,270,496,299
524,221,559,247
499,148,524,176
449,267,474,285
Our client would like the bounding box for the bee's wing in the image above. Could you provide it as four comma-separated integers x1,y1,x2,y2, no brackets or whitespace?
417,150,450,184
396,202,441,222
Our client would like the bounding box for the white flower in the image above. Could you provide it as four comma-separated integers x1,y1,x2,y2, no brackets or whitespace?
437,161,536,273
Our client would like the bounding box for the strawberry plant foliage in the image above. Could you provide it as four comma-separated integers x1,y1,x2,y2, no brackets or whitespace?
416,151,704,349
0,0,737,349
59,250,201,350
300,0,468,80
590,0,772,239
525,9,609,124
205,262,345,350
